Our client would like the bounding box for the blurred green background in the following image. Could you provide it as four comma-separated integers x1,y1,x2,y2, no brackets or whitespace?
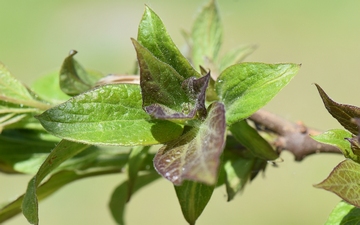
1,0,359,224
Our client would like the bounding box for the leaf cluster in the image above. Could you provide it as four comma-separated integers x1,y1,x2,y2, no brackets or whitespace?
0,1,300,224
312,84,360,223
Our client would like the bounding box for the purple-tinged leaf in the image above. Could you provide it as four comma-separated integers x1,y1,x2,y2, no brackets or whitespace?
153,102,226,185
314,159,360,207
132,39,210,121
315,84,360,135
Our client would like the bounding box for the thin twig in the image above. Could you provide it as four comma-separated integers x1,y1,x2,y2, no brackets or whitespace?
249,109,341,161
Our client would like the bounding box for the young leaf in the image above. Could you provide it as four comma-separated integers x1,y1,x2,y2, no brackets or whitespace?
216,63,300,125
137,6,199,79
325,201,360,225
311,129,360,162
31,71,70,104
22,140,90,224
174,180,215,225
153,102,226,185
314,159,360,208
126,146,150,201
109,172,160,225
191,0,222,70
59,50,103,96
37,84,183,146
315,84,360,135
132,39,209,120
230,120,278,160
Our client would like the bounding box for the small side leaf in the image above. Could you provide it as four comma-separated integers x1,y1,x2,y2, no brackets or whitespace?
315,84,360,135
325,201,360,225
153,102,226,185
216,63,300,125
37,84,183,146
230,120,278,160
59,50,103,96
22,140,90,224
314,159,360,208
311,129,360,162
191,0,223,70
137,6,199,79
174,180,215,225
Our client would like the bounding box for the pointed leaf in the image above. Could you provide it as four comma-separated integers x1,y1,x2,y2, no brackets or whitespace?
137,6,199,79
314,159,360,207
126,146,150,201
216,63,300,125
230,120,278,160
133,39,209,120
22,140,90,224
59,50,103,96
315,84,360,135
191,0,223,70
109,172,160,225
325,201,360,225
153,102,226,185
311,129,360,162
37,84,183,146
174,180,215,225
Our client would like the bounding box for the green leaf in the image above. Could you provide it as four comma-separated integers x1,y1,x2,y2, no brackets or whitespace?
109,172,160,225
0,129,58,173
230,120,278,160
314,159,360,208
0,169,119,223
316,83,360,135
22,140,90,224
218,45,257,72
311,129,360,162
325,201,360,225
191,0,222,70
153,102,226,185
174,180,215,225
132,39,209,121
59,50,103,96
0,63,49,111
37,84,183,146
216,63,300,125
137,6,199,79
126,146,150,201
31,71,70,104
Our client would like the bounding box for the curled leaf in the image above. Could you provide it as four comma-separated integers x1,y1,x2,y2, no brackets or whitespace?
315,84,360,135
153,102,226,185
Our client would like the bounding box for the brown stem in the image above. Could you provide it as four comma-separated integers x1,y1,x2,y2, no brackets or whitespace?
249,109,341,161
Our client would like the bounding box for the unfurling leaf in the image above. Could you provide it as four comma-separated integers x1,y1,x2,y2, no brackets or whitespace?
132,39,209,121
315,84,360,135
216,63,300,125
314,159,360,207
153,102,226,185
59,50,103,96
191,0,222,70
137,6,199,79
174,180,215,225
230,120,278,160
37,84,183,146
325,201,360,225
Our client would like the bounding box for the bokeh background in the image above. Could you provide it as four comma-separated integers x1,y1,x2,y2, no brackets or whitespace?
1,0,359,224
